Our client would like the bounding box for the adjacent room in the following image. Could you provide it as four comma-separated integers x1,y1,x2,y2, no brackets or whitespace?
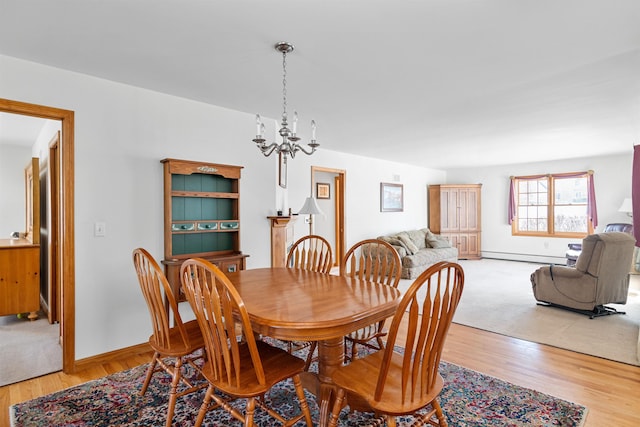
1,1,639,426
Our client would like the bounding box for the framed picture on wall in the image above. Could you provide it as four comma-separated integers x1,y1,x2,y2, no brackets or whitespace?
316,182,330,199
380,182,403,212
279,152,287,188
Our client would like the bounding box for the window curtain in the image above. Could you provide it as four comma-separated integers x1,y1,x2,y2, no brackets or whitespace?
633,145,640,246
508,172,597,228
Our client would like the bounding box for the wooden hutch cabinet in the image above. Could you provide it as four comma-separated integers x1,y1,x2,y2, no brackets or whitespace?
161,158,248,301
428,184,482,259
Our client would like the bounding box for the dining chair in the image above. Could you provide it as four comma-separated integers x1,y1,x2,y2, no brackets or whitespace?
180,258,314,427
328,261,465,427
286,234,333,274
132,248,206,427
284,234,333,369
340,238,402,362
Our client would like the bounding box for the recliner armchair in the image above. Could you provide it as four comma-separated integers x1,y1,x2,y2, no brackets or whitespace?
531,232,635,318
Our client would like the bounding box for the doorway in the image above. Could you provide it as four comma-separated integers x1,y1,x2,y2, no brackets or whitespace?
311,166,346,267
0,98,75,373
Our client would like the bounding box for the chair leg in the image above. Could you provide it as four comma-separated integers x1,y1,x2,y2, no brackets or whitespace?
304,342,317,371
328,388,347,427
292,374,314,426
343,337,350,364
140,352,159,395
432,399,448,427
194,385,215,427
165,357,184,427
245,396,256,427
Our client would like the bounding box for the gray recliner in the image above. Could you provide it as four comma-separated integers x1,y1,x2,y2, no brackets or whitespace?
531,232,635,318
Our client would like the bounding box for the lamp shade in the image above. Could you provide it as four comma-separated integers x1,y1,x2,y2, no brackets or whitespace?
298,196,324,216
619,198,633,213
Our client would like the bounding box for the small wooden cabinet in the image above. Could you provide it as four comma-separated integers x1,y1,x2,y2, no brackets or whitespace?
0,239,40,319
267,215,297,268
161,158,248,301
428,184,482,259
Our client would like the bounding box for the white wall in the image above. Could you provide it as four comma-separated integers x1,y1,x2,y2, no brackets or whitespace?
283,149,446,248
1,54,446,359
0,144,31,237
446,153,632,263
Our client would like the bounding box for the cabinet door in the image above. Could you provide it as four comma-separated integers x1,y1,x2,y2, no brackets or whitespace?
467,233,480,256
464,187,480,232
441,188,459,232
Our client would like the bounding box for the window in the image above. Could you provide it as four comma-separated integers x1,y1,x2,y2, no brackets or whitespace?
509,171,596,237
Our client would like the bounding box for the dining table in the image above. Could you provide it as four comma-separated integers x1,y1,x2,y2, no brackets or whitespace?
225,267,401,427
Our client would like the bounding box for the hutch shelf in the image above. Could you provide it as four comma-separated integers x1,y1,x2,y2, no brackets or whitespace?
161,158,248,301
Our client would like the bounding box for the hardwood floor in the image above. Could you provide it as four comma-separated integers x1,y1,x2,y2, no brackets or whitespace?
2,323,639,426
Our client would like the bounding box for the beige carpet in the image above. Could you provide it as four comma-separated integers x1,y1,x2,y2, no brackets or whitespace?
398,259,640,366
0,312,62,386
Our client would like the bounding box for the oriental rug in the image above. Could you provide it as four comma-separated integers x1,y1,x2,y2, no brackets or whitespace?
10,346,587,427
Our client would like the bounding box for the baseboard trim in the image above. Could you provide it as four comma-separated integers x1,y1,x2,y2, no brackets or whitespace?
75,342,152,371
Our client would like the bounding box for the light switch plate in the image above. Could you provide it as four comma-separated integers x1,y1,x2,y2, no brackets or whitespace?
94,222,106,237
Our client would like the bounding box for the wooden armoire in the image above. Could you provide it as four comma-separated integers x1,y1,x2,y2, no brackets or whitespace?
428,184,482,259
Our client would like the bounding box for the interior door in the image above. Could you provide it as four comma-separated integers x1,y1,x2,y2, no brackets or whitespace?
311,166,346,268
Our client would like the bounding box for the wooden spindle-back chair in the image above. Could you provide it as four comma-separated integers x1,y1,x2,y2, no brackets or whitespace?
286,234,333,274
340,239,402,361
180,258,313,427
132,248,206,427
284,234,333,369
328,261,465,427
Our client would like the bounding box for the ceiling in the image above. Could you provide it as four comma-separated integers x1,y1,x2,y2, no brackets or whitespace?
1,0,640,169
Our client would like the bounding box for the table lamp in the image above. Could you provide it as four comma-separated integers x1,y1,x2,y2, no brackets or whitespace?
298,196,324,235
619,198,633,217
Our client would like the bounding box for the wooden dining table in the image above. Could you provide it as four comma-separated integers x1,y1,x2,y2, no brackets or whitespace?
225,267,401,427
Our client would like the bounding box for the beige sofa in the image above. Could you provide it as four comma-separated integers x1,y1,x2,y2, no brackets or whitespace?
376,228,458,279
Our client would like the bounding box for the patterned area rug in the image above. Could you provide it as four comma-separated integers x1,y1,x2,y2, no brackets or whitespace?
10,344,587,427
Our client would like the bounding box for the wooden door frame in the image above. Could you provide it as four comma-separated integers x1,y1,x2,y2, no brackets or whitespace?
49,132,61,324
0,98,75,373
311,166,346,267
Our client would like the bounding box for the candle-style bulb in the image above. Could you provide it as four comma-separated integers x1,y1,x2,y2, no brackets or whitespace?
292,111,298,134
311,120,317,140
260,123,265,137
256,114,262,136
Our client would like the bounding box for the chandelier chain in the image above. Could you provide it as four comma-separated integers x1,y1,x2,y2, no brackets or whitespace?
282,50,287,120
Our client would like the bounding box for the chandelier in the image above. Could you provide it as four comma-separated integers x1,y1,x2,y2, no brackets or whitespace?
253,42,319,159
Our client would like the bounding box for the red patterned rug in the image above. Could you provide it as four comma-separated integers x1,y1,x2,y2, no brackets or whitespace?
10,346,587,426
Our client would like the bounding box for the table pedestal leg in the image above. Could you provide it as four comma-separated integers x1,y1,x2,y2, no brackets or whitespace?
299,336,344,427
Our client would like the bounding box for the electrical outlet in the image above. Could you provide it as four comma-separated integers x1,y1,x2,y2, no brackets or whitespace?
94,222,106,237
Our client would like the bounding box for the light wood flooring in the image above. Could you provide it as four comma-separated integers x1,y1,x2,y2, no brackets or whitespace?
2,323,639,426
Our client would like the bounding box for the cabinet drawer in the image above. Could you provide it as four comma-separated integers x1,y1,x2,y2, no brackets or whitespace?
216,260,240,273
220,221,239,230
172,222,195,232
197,221,218,231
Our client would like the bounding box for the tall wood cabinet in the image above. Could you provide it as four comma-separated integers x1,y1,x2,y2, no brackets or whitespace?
161,158,248,301
428,184,482,259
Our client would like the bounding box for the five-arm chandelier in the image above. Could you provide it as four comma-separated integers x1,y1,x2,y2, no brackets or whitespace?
253,42,319,159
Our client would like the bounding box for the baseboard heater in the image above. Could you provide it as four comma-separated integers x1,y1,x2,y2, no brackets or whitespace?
480,251,565,265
